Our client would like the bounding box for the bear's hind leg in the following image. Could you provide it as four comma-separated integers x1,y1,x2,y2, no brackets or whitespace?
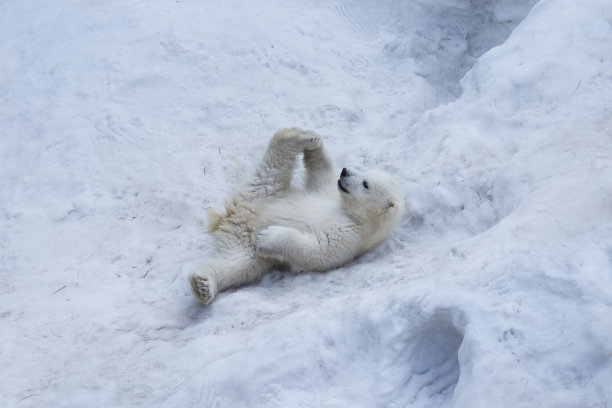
189,252,272,304
189,264,219,304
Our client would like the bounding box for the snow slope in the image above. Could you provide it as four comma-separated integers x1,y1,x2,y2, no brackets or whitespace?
1,0,611,406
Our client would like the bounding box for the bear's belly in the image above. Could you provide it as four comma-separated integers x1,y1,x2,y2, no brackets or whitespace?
211,191,345,252
256,192,342,233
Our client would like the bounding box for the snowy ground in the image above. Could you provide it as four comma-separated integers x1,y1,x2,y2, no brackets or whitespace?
2,0,612,406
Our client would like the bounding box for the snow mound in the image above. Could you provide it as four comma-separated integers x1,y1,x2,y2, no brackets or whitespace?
378,0,539,101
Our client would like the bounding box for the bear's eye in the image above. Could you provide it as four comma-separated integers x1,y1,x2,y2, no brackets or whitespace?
362,181,369,189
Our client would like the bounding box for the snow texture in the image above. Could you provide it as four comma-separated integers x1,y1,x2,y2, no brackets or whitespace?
1,0,611,407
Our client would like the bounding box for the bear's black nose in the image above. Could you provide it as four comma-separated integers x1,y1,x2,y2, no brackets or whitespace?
341,168,349,177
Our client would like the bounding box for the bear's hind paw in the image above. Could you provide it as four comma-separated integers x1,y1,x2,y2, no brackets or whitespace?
189,273,217,305
256,226,295,261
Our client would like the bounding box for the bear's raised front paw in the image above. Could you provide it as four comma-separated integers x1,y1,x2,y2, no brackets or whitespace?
189,272,218,305
299,130,322,151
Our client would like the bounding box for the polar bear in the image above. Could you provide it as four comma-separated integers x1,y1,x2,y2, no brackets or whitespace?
189,128,404,304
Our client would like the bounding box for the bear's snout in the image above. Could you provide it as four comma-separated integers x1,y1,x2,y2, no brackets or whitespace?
337,178,349,194
341,168,350,177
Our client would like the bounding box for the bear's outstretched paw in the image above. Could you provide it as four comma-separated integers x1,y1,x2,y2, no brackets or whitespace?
189,271,218,305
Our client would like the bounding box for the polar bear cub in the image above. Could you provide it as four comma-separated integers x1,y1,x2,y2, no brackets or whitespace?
189,128,404,304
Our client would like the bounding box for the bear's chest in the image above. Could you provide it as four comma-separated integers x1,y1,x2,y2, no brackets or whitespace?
256,192,342,232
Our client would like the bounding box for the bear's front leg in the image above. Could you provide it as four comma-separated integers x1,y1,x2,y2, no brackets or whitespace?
269,128,321,152
248,128,322,199
295,129,322,151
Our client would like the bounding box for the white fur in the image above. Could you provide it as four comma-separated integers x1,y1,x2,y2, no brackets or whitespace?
189,128,404,304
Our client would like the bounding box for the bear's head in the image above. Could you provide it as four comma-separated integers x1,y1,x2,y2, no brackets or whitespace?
337,167,404,248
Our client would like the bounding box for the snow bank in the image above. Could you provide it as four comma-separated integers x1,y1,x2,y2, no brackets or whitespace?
1,0,611,407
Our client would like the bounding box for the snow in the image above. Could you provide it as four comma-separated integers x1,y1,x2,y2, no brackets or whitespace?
1,0,611,406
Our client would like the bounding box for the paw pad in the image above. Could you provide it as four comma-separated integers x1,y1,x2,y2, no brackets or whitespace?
189,274,216,304
300,131,322,150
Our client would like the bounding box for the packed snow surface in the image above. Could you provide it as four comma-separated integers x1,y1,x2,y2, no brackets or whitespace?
2,0,612,406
